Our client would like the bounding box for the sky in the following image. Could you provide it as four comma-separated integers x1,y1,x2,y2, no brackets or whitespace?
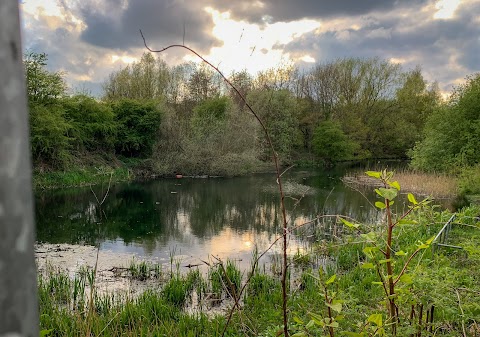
20,0,480,97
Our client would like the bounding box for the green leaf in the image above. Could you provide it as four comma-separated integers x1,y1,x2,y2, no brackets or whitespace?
399,274,413,284
325,274,337,285
378,259,392,264
379,188,397,201
388,180,401,191
339,217,360,229
326,301,343,313
362,246,378,258
325,321,339,328
306,319,315,329
361,262,375,269
372,281,384,285
408,193,418,205
395,250,407,256
309,312,324,326
366,171,381,179
375,201,386,209
291,332,307,337
40,330,53,337
426,236,436,245
361,232,377,241
293,316,304,324
374,188,383,198
367,313,383,327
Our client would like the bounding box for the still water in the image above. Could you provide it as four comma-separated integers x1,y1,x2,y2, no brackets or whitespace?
34,166,410,267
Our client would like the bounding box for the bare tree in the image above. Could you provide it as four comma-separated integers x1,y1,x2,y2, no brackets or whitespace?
0,1,39,336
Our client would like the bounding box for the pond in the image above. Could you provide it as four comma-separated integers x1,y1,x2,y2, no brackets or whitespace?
34,164,417,270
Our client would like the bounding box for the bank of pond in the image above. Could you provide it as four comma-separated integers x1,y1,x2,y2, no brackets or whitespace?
35,166,479,336
38,204,480,336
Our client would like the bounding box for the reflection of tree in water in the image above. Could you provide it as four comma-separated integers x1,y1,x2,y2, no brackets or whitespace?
35,169,399,250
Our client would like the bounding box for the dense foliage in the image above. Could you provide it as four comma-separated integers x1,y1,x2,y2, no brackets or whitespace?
411,74,480,171
26,53,163,171
409,73,480,194
27,51,479,185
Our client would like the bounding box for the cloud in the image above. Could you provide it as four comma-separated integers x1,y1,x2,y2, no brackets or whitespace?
19,0,480,97
282,0,480,92
77,0,220,53
212,0,429,24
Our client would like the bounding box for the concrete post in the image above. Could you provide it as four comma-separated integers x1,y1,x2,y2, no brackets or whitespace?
0,1,39,336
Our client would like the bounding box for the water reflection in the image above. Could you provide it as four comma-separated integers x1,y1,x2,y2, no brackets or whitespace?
35,167,412,264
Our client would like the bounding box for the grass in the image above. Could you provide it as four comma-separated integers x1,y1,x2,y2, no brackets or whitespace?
344,168,458,199
38,205,480,336
33,166,132,189
394,169,458,198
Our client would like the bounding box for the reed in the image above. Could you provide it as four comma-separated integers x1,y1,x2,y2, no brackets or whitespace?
394,169,458,198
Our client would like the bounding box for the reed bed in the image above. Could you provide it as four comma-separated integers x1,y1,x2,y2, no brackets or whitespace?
344,169,458,199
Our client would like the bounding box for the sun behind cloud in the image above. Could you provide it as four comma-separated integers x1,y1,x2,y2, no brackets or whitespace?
434,0,462,19
192,7,321,75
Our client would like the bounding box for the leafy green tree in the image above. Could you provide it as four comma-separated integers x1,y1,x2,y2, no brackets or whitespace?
24,52,71,168
247,89,300,162
24,52,66,105
191,96,228,135
29,104,71,167
312,120,356,165
111,99,163,157
410,73,480,171
62,95,116,152
103,53,170,101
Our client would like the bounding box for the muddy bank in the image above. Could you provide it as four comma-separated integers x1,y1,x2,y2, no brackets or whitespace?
35,243,211,297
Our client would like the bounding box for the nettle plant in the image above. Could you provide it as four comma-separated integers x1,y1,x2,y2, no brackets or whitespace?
339,170,433,336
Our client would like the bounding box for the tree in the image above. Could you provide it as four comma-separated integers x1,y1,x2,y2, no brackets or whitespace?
0,1,39,335
111,99,163,157
186,64,221,103
24,51,66,105
247,89,300,162
410,73,480,171
62,95,116,152
313,120,356,164
29,103,72,167
24,53,71,168
103,53,170,101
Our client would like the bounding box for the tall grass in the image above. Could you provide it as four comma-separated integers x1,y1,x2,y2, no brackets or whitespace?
394,169,458,198
344,168,458,198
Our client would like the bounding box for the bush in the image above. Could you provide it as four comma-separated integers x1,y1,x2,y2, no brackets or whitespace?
411,74,480,171
62,95,116,152
30,103,71,168
458,165,480,195
312,120,356,165
111,99,163,157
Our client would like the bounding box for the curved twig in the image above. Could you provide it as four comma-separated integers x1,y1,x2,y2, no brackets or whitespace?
140,30,291,336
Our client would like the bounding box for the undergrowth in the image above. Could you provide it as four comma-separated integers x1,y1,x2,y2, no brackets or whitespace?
39,204,480,336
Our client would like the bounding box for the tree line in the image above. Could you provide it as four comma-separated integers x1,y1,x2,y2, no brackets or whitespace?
26,51,478,179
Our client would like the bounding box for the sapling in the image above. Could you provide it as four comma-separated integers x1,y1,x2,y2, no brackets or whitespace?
340,170,433,336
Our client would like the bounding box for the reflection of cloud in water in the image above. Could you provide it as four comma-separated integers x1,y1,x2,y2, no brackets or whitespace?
175,210,191,235
205,227,308,264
